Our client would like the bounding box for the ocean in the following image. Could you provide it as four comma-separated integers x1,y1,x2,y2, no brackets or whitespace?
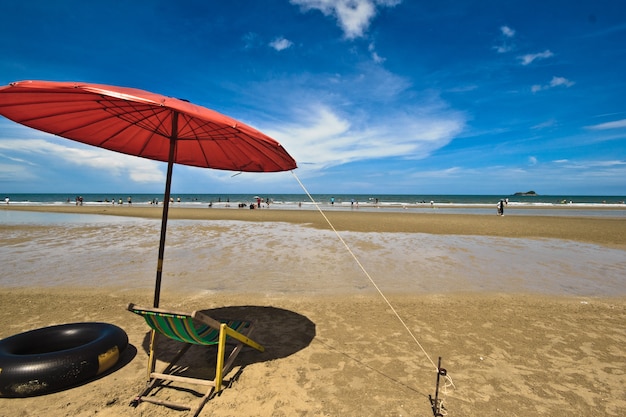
4,192,626,206
3,193,625,217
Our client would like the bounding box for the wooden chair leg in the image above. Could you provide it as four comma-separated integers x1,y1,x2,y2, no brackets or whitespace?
215,323,227,392
129,316,261,416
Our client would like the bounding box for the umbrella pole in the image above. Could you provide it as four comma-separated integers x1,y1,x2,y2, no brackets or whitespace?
147,113,178,379
153,113,179,309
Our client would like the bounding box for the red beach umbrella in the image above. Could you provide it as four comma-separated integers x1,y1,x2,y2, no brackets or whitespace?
0,80,297,307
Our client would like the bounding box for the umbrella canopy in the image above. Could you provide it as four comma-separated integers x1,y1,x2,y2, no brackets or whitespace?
0,80,296,172
0,80,297,307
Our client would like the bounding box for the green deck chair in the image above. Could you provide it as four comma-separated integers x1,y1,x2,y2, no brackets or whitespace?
127,303,264,417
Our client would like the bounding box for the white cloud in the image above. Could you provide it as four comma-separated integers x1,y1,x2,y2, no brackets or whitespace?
519,49,554,65
586,119,626,130
595,160,626,167
500,25,515,37
269,37,293,51
0,151,33,165
528,156,538,166
266,102,465,170
494,45,511,54
0,163,37,181
531,76,575,93
551,159,626,170
532,119,557,129
242,32,261,49
494,25,515,53
531,84,543,93
368,42,385,63
291,0,401,39
404,158,626,195
549,76,574,88
0,139,164,183
446,84,478,93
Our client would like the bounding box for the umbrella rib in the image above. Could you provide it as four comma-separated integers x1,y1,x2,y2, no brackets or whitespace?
177,115,213,167
103,103,174,155
232,129,288,170
127,107,176,159
79,100,173,154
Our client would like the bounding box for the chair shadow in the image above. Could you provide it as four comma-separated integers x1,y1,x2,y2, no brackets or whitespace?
139,305,316,375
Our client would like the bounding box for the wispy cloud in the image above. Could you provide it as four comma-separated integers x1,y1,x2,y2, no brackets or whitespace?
494,25,516,53
267,103,465,170
405,158,626,194
368,42,385,63
532,119,557,129
501,25,515,37
550,76,574,88
531,76,575,93
0,151,33,165
0,163,37,181
269,37,294,51
242,32,262,49
552,158,626,169
0,139,164,183
291,0,401,39
586,119,626,130
518,49,554,65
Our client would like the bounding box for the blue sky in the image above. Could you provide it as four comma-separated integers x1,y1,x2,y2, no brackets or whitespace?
1,0,625,195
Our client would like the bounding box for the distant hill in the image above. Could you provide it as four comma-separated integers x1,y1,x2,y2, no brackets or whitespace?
513,191,538,196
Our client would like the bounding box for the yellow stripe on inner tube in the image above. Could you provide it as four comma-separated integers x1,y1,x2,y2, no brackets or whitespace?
97,346,120,375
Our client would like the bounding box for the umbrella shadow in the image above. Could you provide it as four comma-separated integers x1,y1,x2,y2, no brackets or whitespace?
139,305,316,377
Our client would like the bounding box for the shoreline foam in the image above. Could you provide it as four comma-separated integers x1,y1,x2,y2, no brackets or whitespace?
2,204,625,248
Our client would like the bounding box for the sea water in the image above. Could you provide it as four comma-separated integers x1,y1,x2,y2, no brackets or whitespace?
3,193,626,217
1,211,625,297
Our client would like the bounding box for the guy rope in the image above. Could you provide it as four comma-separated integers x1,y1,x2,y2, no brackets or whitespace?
292,172,455,415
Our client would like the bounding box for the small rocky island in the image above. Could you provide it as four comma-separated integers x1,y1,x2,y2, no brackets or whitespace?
513,191,538,196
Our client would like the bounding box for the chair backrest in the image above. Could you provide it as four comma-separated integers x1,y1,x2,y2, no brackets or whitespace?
128,304,249,346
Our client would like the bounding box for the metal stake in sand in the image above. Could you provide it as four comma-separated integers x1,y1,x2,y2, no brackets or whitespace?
429,357,447,416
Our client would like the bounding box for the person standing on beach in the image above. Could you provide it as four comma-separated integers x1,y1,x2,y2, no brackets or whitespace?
4,196,8,204
127,196,132,205
497,199,504,216
331,197,334,205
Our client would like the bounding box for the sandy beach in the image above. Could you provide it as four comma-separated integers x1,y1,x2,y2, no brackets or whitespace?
1,205,625,416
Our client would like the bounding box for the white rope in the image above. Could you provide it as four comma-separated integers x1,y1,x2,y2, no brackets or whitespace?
438,375,455,415
291,172,453,388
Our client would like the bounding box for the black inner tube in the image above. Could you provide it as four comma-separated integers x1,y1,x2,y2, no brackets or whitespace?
0,322,128,397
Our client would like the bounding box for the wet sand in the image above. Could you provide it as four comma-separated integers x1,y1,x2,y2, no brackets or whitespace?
0,205,625,416
3,204,626,248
